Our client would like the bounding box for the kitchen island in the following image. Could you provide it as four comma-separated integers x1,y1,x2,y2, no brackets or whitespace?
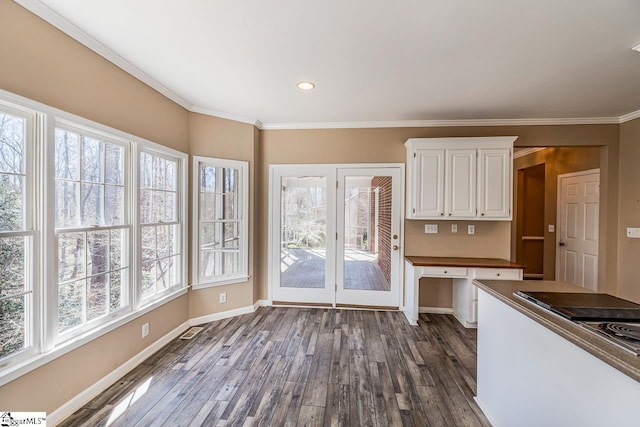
473,279,640,427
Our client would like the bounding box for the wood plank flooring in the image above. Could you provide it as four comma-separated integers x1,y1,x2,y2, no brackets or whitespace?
60,308,490,427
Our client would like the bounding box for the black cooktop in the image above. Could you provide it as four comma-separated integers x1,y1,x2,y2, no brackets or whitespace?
515,291,640,322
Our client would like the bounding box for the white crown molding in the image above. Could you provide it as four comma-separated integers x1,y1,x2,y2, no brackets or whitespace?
619,109,640,124
14,0,192,110
259,116,621,130
13,1,640,131
513,147,547,159
189,106,261,127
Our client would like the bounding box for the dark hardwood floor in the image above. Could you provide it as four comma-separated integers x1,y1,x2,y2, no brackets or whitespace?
60,308,490,426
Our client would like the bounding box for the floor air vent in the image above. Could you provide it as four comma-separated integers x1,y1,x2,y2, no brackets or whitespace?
179,327,204,340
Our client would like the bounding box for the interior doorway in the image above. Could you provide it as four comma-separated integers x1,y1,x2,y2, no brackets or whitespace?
515,164,545,279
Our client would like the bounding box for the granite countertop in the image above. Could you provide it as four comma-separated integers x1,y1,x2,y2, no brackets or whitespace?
473,279,640,384
405,256,525,269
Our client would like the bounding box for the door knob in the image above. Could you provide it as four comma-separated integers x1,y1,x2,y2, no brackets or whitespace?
393,245,399,251
393,234,398,240
559,241,566,247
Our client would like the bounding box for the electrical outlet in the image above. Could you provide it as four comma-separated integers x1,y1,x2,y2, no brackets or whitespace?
219,292,227,303
627,227,640,238
424,224,438,234
141,322,149,338
468,225,475,235
451,224,457,233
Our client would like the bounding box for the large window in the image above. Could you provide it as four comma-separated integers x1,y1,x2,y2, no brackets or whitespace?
0,89,188,382
54,126,129,336
0,106,36,363
192,156,248,288
139,151,183,301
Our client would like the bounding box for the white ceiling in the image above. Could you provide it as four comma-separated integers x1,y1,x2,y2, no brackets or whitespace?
20,0,640,127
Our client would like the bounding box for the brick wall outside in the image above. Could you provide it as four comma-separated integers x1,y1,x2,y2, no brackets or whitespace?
371,176,392,284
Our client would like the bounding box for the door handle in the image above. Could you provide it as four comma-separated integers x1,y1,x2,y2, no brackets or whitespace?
393,245,399,251
559,241,566,247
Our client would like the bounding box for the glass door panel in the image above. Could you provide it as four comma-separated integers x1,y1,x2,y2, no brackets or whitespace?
270,166,335,304
337,168,402,307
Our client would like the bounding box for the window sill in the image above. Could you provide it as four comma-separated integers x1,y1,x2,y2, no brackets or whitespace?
0,287,188,388
191,276,250,290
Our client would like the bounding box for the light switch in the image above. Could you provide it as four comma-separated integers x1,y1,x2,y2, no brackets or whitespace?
468,225,475,235
548,225,555,233
425,224,438,234
451,224,457,233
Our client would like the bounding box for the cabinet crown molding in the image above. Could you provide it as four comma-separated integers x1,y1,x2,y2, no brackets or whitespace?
405,136,518,150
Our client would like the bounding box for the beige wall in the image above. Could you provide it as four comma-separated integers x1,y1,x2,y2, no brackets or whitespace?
188,113,258,317
618,118,640,303
259,125,619,307
0,1,190,413
512,147,602,282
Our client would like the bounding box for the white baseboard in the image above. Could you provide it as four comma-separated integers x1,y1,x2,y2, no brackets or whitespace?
189,304,257,326
48,320,190,426
419,306,454,314
254,299,270,310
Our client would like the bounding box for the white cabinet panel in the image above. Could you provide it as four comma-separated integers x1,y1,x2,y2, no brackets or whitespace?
446,149,476,218
478,149,511,219
414,149,444,217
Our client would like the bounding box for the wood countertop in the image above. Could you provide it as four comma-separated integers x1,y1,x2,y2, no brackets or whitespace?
405,256,525,269
473,279,640,384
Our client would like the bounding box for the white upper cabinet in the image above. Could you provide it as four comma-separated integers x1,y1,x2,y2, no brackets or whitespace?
406,137,517,220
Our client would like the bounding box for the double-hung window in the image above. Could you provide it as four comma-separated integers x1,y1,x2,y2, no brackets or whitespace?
192,156,249,288
138,150,184,302
0,104,37,365
54,125,129,339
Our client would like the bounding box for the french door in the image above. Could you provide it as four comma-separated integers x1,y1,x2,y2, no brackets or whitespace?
269,164,403,308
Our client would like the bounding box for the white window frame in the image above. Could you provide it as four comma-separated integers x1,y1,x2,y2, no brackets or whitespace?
51,121,133,345
0,100,41,369
136,146,189,305
192,156,249,289
0,88,188,387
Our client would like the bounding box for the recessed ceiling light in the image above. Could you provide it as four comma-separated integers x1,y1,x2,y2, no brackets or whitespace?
633,43,640,53
297,81,315,90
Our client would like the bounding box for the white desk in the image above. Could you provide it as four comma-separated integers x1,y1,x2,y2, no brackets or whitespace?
403,256,524,327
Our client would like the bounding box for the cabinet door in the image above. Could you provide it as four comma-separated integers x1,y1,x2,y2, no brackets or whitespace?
445,149,476,218
413,149,445,218
478,149,511,219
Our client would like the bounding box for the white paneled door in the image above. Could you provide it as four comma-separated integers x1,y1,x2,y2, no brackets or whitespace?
557,170,600,291
270,165,403,308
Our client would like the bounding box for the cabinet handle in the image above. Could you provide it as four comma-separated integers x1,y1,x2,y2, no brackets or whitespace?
444,271,447,274
481,213,485,216
497,273,500,277
440,212,444,216
448,213,451,216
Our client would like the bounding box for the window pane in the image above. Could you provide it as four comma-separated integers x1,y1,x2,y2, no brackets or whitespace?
58,280,84,332
0,237,25,298
152,156,165,189
141,261,155,298
200,193,217,221
157,255,178,290
152,190,165,223
0,112,25,175
156,225,171,259
165,160,176,191
0,295,26,359
54,128,79,180
105,185,124,225
223,193,238,220
224,168,237,193
140,189,152,224
87,231,109,276
81,183,101,226
0,174,24,231
82,137,103,183
87,274,108,321
105,144,123,185
110,229,126,270
58,232,86,283
165,192,176,222
110,270,123,312
55,181,79,228
141,226,156,262
140,152,152,189
223,252,240,276
200,165,216,193
224,222,240,249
